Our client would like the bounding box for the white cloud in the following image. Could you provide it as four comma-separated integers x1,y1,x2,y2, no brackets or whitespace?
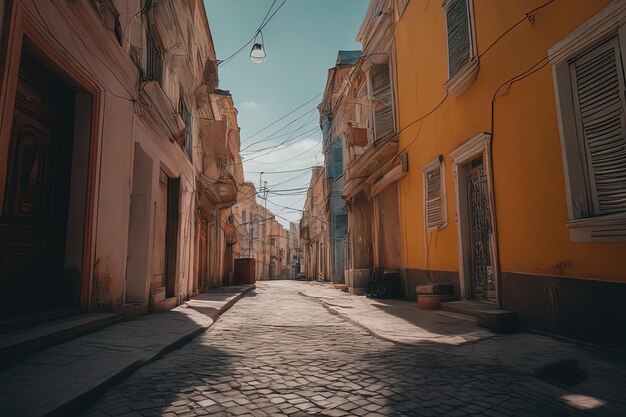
241,101,260,110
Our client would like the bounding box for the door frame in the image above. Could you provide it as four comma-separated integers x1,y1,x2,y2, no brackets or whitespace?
0,2,103,310
450,132,501,304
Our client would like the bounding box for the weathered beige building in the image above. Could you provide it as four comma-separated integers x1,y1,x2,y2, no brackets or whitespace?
0,0,242,318
300,166,329,281
342,0,405,294
231,182,290,281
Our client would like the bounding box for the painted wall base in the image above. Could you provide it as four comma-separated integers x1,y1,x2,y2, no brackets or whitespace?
501,272,626,350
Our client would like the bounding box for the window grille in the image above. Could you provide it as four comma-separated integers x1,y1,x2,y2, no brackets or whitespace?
146,30,163,84
179,97,193,160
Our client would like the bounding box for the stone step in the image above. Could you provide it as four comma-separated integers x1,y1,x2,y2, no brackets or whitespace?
123,302,149,316
416,283,454,295
0,308,81,334
441,300,517,333
441,300,496,318
333,284,349,292
0,313,120,363
153,296,178,313
416,294,460,310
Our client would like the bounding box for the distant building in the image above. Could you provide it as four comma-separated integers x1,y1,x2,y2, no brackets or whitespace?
318,50,361,284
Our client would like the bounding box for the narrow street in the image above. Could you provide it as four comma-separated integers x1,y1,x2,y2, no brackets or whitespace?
81,282,621,417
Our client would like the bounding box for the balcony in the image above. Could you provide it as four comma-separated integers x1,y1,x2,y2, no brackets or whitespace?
342,133,398,199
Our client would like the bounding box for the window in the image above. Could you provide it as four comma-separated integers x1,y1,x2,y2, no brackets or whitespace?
551,4,626,241
422,157,446,230
242,210,247,222
443,0,478,97
370,63,394,140
145,29,163,84
327,138,343,178
178,97,192,160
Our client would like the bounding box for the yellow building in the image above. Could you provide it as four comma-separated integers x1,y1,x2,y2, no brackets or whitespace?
394,0,626,348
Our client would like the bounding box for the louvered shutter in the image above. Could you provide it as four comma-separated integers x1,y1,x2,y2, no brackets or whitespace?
371,64,394,140
446,0,471,78
571,37,626,216
426,165,444,228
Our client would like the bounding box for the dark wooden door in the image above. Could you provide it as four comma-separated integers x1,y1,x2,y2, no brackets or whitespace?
165,177,180,298
0,52,75,315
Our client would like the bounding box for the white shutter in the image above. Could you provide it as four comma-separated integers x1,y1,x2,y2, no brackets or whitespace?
446,0,471,78
425,165,444,228
571,36,626,216
371,64,394,140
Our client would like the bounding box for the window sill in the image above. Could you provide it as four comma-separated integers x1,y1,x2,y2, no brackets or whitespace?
443,58,479,98
567,213,626,242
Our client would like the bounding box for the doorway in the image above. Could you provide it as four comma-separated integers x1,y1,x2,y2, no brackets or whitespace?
466,156,496,299
152,170,180,300
451,133,499,302
125,144,153,304
0,48,78,316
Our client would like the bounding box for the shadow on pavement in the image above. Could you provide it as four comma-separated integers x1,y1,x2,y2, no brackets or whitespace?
357,340,626,417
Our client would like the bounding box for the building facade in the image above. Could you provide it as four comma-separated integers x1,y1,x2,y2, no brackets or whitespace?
342,0,406,293
300,166,329,281
0,0,241,317
319,50,360,284
394,0,626,348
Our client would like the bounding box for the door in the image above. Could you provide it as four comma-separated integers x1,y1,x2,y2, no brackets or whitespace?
375,183,403,269
165,177,180,298
152,170,168,290
0,51,76,315
466,156,496,299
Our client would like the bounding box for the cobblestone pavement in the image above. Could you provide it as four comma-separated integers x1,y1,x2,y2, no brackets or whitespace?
81,281,625,417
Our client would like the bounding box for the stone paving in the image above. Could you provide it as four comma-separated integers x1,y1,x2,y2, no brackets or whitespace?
81,281,626,417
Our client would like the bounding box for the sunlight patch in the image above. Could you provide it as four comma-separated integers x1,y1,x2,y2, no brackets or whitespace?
560,394,606,410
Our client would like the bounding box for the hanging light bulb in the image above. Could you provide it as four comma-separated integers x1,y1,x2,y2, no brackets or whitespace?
249,31,267,64
249,43,266,64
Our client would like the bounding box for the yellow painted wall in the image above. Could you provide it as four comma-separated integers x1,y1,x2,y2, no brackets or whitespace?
395,0,626,282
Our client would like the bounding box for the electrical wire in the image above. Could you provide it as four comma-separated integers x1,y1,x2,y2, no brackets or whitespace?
218,0,288,67
247,140,321,164
241,93,323,144
241,108,319,152
247,167,316,174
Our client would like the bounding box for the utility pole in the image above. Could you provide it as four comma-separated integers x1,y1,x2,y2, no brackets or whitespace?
259,172,269,280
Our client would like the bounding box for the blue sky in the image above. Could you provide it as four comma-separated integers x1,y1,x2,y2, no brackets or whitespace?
205,0,369,225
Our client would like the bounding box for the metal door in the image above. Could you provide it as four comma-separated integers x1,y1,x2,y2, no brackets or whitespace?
467,157,496,299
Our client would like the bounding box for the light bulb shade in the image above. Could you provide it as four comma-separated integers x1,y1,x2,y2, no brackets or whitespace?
250,43,266,64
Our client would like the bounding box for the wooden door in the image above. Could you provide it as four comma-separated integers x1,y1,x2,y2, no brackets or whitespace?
0,52,75,314
152,170,168,289
165,177,180,298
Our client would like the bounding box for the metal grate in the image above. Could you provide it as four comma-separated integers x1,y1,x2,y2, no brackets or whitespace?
146,30,163,84
178,98,192,160
468,156,495,297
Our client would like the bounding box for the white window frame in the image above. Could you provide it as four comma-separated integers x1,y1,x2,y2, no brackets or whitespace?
442,0,479,97
422,156,447,231
550,1,626,242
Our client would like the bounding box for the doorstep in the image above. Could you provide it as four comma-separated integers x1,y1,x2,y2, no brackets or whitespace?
441,300,517,333
0,312,120,363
